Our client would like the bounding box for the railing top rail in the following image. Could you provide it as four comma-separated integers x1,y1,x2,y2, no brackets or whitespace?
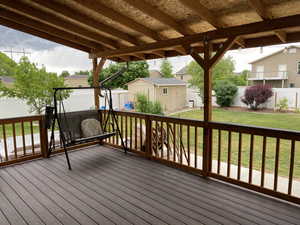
0,115,44,124
209,121,300,141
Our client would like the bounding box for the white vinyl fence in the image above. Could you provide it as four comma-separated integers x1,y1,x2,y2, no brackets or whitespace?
187,87,300,110
0,89,129,118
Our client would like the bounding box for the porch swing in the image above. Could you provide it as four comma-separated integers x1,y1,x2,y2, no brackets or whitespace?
46,65,128,170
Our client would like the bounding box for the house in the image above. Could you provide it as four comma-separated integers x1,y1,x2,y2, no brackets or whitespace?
64,74,89,87
175,66,192,82
0,76,15,87
249,45,300,88
127,78,186,113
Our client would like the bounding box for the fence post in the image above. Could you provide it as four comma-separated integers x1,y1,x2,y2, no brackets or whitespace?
39,116,48,158
145,115,152,159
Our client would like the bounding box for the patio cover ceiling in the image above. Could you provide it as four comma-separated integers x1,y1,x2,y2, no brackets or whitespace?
1,0,300,62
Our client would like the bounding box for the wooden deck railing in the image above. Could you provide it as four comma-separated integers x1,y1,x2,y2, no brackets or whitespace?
1,111,300,204
101,110,300,205
0,115,47,166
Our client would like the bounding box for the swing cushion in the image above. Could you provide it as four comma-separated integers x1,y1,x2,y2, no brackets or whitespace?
81,118,103,138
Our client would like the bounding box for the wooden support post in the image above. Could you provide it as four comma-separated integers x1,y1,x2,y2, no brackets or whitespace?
92,57,106,110
187,36,236,177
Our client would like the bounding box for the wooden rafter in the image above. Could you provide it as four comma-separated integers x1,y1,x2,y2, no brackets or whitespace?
31,0,139,46
124,0,194,36
179,0,245,48
247,0,287,43
0,0,118,49
0,17,90,52
0,8,104,50
72,0,161,41
90,13,300,58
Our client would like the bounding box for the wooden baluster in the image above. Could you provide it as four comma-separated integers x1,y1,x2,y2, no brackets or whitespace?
187,125,190,166
173,123,176,162
194,126,197,169
167,122,170,160
140,118,143,151
145,116,152,158
30,121,35,155
217,129,221,174
155,120,158,157
261,136,267,187
2,124,8,161
227,131,232,177
237,132,242,180
249,134,254,184
180,124,183,164
121,115,124,147
12,123,17,159
160,121,164,159
274,138,280,191
288,139,295,195
130,116,132,150
134,117,137,150
21,122,26,156
125,115,128,148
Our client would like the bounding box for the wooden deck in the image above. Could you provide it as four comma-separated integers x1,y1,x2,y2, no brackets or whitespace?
0,146,299,225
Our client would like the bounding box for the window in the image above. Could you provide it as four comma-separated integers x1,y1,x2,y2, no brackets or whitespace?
298,62,300,74
289,83,295,88
162,88,168,95
181,75,183,80
289,48,297,53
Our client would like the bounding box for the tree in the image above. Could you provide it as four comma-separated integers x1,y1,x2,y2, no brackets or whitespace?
188,56,239,100
60,70,70,77
241,84,273,110
160,59,173,78
0,52,17,77
214,81,238,107
88,61,149,89
0,57,70,114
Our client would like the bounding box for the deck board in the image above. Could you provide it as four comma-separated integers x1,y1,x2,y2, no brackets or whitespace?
0,145,300,225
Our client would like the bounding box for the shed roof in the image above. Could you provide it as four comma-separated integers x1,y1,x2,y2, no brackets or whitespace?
0,1,300,61
127,77,186,86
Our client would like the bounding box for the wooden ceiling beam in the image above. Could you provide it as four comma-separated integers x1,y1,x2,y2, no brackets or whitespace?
247,0,272,20
31,0,139,46
72,0,161,41
124,0,194,36
0,17,90,52
274,30,287,43
0,0,119,49
90,13,300,58
0,8,104,50
178,0,223,28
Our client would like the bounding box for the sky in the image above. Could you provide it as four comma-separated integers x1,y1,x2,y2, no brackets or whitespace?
0,25,298,75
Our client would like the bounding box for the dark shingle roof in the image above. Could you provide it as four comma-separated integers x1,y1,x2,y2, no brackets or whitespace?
140,78,186,86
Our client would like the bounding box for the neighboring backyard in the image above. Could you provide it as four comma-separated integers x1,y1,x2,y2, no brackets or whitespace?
170,108,300,179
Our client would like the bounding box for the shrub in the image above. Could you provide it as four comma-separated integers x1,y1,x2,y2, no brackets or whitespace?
214,81,238,107
135,93,164,115
241,84,273,110
276,97,289,112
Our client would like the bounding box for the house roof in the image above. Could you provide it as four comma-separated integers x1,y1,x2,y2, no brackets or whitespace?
0,1,300,62
249,45,300,64
127,78,186,87
175,66,188,75
0,76,14,83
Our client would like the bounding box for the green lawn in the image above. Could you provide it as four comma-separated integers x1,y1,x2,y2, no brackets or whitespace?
170,108,300,178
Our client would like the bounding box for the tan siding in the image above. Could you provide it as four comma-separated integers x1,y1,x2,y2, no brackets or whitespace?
64,77,89,87
127,80,155,102
175,74,192,82
251,48,300,87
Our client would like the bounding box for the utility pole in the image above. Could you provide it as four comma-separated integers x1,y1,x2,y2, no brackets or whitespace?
1,48,31,60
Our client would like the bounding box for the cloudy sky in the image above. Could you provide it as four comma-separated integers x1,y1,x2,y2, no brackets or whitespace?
0,25,298,75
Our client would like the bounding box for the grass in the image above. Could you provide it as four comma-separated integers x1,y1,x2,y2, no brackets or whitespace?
170,108,300,178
